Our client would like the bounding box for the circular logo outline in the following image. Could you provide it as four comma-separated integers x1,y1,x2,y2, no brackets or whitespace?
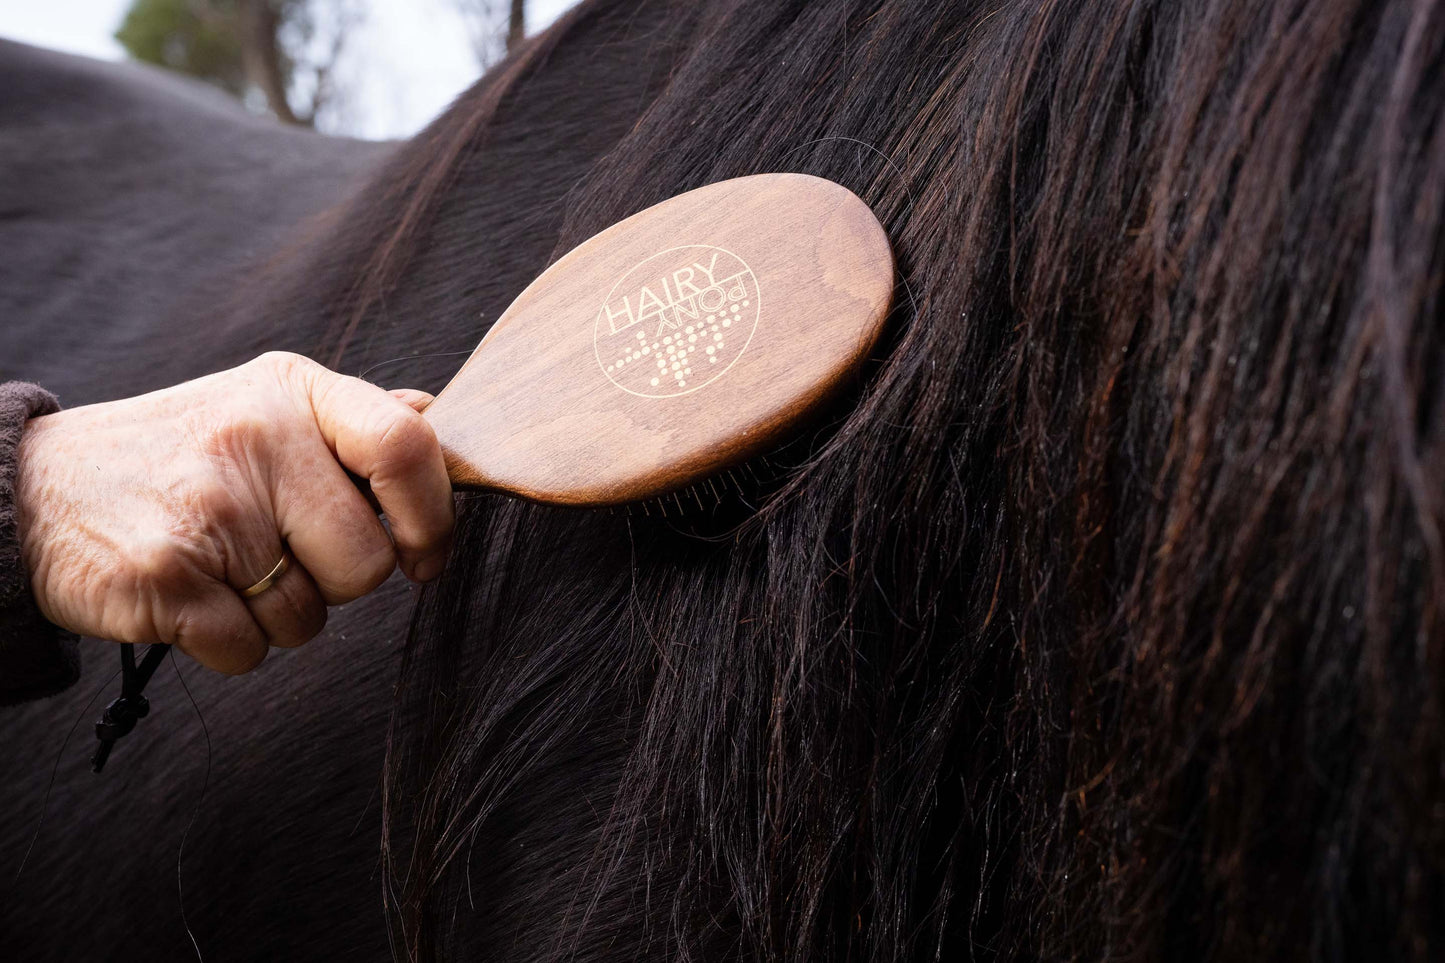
593,244,762,399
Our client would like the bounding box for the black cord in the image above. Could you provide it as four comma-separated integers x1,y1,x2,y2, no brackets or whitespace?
91,642,169,773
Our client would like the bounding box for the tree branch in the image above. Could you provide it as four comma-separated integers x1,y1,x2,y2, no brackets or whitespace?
238,0,304,126
508,0,525,51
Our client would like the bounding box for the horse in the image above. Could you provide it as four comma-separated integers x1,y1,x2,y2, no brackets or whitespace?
3,0,1443,960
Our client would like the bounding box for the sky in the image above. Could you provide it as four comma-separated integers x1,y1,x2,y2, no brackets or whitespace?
0,0,578,139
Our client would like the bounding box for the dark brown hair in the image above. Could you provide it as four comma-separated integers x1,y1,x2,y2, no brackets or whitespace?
349,0,1445,959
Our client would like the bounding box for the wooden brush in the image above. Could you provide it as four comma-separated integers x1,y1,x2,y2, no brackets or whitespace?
421,173,893,507
96,174,892,772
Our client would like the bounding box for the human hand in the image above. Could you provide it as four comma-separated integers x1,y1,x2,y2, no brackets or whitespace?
13,352,454,674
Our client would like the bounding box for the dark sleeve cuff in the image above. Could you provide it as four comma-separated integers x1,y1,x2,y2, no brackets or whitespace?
0,383,80,705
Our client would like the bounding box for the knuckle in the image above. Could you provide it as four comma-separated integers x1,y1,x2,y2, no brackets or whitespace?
174,608,265,675
167,475,237,565
308,506,397,603
129,480,233,597
271,587,327,647
191,403,276,465
226,642,268,675
353,542,398,595
301,596,328,640
333,542,396,601
242,352,320,415
372,408,437,475
251,350,311,380
194,477,246,531
131,534,193,593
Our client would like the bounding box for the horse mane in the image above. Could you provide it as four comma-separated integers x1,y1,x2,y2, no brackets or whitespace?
323,0,1445,959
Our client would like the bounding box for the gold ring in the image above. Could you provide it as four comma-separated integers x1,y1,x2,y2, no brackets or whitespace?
240,553,291,598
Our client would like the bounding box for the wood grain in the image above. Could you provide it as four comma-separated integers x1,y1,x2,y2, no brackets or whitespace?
422,172,894,506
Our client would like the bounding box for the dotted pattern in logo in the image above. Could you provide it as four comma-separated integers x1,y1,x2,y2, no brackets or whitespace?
594,245,760,398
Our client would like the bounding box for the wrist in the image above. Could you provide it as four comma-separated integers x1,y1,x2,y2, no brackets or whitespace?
13,412,56,587
0,383,62,609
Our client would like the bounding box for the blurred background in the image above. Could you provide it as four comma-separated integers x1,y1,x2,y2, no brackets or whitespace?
1,0,580,139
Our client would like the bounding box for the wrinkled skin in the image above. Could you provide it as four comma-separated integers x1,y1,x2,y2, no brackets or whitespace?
16,352,453,675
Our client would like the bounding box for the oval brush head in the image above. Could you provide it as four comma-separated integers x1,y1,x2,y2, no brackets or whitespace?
422,173,894,507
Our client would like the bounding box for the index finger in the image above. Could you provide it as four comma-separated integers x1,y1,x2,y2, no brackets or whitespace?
295,361,454,581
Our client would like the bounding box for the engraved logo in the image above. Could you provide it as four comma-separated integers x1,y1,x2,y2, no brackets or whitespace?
594,244,761,397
